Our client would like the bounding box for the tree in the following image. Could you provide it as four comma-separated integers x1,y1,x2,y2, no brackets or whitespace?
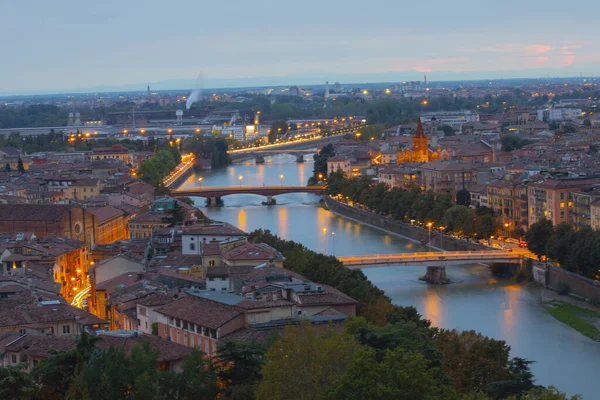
0,363,38,399
439,125,455,136
269,120,288,142
501,134,530,152
216,341,267,400
17,156,24,173
162,201,187,227
256,321,361,400
435,330,511,394
327,347,458,400
525,219,555,258
456,188,471,207
486,357,536,399
4,163,10,172
583,119,591,127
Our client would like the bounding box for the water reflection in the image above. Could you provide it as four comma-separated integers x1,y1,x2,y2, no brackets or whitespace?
178,153,599,399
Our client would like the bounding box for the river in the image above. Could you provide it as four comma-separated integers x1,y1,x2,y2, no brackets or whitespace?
179,153,598,398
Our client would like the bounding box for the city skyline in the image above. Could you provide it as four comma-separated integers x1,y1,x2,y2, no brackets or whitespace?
1,0,599,94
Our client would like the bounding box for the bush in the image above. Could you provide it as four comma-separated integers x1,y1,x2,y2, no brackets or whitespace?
556,282,570,296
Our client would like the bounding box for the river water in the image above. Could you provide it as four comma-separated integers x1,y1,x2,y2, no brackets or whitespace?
179,153,597,398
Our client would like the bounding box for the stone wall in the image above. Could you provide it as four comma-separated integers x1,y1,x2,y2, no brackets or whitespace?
324,197,484,252
545,264,600,303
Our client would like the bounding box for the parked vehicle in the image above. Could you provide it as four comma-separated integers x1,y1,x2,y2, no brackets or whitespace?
519,241,528,248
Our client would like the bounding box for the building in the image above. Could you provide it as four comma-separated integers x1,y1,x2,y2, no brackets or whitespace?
89,145,134,165
417,161,475,194
527,177,600,227
326,155,352,176
182,223,248,255
570,185,600,230
420,111,479,130
487,179,529,235
397,119,446,163
87,206,128,244
0,331,191,372
65,178,104,201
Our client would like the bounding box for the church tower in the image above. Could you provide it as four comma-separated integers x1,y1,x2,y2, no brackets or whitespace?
412,118,429,162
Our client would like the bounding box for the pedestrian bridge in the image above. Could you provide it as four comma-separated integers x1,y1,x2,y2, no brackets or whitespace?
338,251,523,269
172,185,326,198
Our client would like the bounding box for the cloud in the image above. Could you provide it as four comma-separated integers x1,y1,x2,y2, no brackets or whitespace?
535,56,549,65
411,66,432,73
526,45,551,54
560,55,576,66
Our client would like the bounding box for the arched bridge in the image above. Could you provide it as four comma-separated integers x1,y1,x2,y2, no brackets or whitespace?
172,185,326,199
338,251,523,270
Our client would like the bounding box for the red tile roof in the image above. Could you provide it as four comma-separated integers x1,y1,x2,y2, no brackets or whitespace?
155,296,241,329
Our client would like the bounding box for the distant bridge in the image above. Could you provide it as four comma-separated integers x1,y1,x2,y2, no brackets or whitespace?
337,251,523,269
172,186,326,202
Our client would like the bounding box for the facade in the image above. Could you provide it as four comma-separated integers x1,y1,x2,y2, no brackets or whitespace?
326,155,352,176
570,186,600,230
181,223,248,255
420,110,479,129
487,180,529,234
527,177,600,227
0,204,97,245
87,206,128,244
65,178,104,201
417,161,475,194
90,145,134,165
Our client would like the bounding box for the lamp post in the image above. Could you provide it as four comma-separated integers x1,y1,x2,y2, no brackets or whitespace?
238,175,243,188
504,222,510,239
280,174,284,187
197,177,203,186
427,222,433,252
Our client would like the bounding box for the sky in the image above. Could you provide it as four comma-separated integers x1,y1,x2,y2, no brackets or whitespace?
1,0,599,94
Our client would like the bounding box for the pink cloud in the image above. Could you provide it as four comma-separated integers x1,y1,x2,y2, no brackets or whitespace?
560,55,576,66
527,45,551,54
411,66,432,73
535,57,549,65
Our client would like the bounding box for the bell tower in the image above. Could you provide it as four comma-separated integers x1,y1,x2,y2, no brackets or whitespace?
412,118,429,162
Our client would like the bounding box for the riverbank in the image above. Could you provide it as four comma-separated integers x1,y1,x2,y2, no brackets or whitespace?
324,196,485,252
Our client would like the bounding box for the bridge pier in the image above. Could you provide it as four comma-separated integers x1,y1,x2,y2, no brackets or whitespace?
296,154,304,163
262,195,276,206
205,197,223,207
419,266,450,284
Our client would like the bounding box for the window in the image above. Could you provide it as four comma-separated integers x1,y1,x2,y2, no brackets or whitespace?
11,354,16,364
560,192,564,200
209,260,215,267
62,325,70,334
560,202,565,209
190,243,195,251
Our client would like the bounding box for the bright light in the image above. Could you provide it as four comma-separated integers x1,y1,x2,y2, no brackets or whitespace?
385,88,391,94
195,128,200,133
198,177,203,182
280,174,284,179
140,129,146,134
168,129,173,133
238,175,243,181
322,228,327,233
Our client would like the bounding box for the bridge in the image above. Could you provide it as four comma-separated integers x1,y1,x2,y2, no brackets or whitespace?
228,135,345,162
338,250,523,270
172,185,326,206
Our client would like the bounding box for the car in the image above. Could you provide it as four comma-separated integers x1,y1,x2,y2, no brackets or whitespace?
519,241,528,248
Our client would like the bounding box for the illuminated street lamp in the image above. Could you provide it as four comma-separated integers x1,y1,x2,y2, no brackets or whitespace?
195,128,200,133
504,222,510,238
427,222,433,251
318,173,323,181
140,129,146,134
355,132,361,141
238,175,243,188
197,177,203,186
279,174,284,187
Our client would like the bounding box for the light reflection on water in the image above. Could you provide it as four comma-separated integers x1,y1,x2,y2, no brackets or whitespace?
177,154,598,398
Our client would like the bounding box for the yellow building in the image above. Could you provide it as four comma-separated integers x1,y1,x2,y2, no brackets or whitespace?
66,178,104,201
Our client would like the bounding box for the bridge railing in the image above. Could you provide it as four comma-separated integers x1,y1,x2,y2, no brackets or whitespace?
338,251,521,265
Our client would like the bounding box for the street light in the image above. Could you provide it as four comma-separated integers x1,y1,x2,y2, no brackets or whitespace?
355,132,361,141
318,173,323,181
427,222,433,251
197,177,203,186
504,222,510,239
280,174,284,187
238,175,243,188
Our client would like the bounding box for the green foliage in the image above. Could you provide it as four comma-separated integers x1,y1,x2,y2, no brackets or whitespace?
183,136,229,168
544,301,600,340
501,134,531,152
269,120,288,142
439,124,455,136
216,341,267,399
310,143,335,183
327,347,458,400
435,330,512,395
138,146,181,187
525,219,555,259
0,363,38,399
162,201,187,227
256,321,361,400
17,156,24,173
456,188,471,206
356,124,385,141
4,163,10,172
